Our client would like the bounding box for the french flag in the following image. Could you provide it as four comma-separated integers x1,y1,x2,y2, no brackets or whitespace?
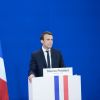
0,43,9,100
54,76,81,100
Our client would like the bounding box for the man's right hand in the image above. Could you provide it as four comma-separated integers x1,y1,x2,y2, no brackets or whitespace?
28,74,35,83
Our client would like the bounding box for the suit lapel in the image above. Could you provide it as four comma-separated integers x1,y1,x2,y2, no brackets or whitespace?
40,49,47,68
51,49,56,68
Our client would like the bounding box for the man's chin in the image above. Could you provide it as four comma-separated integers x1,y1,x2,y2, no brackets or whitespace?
48,47,52,49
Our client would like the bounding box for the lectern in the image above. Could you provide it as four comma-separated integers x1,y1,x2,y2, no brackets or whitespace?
28,68,82,100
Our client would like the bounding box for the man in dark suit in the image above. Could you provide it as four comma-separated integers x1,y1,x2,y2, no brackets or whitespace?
28,31,65,81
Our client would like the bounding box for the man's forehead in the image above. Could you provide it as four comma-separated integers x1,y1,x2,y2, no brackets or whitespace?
44,34,53,39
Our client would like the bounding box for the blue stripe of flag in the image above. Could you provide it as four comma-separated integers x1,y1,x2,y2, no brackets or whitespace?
54,76,60,100
0,42,3,58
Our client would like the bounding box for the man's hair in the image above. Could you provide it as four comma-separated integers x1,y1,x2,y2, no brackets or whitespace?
40,31,53,40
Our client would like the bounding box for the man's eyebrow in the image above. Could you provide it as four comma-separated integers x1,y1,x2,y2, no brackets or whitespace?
47,38,53,40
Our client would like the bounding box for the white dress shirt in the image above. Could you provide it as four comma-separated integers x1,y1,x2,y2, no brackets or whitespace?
42,46,52,68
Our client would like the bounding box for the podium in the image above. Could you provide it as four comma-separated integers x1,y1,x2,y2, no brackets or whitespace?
28,68,82,100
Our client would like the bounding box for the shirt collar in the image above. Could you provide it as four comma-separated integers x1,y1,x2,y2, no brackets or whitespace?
42,46,51,52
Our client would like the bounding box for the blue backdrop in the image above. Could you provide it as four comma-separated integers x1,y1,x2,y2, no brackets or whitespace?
0,0,100,100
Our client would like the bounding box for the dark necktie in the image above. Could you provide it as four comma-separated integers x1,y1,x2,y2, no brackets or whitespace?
46,51,50,68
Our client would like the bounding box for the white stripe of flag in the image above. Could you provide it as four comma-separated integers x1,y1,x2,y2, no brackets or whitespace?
0,43,9,100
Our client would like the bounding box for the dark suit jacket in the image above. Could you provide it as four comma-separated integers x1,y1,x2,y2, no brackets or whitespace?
29,48,64,77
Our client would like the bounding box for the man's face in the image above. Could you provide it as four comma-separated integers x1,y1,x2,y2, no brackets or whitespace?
41,34,53,50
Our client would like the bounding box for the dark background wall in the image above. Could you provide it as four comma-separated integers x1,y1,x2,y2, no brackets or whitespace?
0,0,100,100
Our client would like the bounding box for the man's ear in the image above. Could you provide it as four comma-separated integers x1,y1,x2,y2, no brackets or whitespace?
41,40,43,44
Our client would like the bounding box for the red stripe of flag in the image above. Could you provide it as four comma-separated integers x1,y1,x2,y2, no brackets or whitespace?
0,78,9,100
63,76,69,100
